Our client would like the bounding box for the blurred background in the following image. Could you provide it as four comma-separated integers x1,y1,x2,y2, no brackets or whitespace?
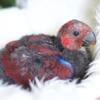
0,0,15,8
0,0,99,47
0,0,99,26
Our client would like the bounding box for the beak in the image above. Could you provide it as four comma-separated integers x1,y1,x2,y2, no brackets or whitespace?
83,32,96,46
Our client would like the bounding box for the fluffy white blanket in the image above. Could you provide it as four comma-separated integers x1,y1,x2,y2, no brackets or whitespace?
0,0,100,100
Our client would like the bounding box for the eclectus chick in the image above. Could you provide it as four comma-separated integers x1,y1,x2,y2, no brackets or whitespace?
0,19,96,88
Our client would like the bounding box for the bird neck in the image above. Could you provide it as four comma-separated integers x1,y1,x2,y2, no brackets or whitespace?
50,36,64,52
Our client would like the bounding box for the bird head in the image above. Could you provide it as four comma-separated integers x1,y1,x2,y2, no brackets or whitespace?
58,19,96,50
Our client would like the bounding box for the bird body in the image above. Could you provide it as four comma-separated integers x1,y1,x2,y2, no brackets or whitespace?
0,20,96,88
0,34,73,87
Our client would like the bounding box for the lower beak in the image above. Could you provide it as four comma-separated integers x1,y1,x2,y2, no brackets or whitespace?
83,32,96,46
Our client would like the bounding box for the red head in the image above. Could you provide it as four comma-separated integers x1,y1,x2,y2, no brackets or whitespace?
58,20,96,50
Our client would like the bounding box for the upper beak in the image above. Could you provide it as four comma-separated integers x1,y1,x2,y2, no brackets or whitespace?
83,32,96,46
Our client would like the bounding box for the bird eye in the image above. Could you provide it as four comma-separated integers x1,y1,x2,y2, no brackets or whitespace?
73,31,80,36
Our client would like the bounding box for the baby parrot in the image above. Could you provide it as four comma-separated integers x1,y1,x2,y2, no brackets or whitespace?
0,19,96,88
